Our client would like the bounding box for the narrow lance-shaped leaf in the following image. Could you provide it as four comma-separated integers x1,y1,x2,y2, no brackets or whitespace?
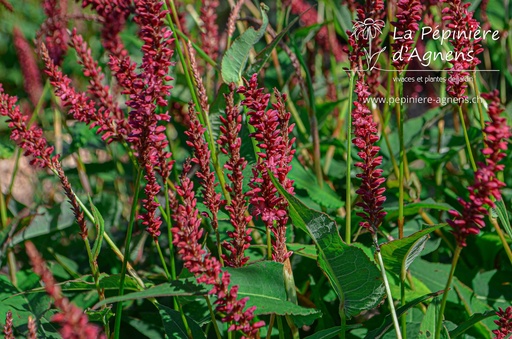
221,3,269,84
493,199,512,239
94,278,207,308
88,196,104,260
270,173,385,317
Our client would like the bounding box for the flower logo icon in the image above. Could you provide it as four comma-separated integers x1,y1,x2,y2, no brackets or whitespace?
352,18,385,40
351,18,386,71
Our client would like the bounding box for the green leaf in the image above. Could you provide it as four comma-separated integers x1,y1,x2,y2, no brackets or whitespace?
246,15,300,76
7,204,76,250
94,278,207,308
25,274,140,293
288,158,344,209
379,225,445,279
226,261,321,318
304,327,341,339
287,243,317,260
89,196,105,260
494,199,512,239
384,198,452,221
158,304,206,339
418,297,440,339
221,3,269,84
270,174,384,317
365,291,443,339
452,279,494,337
448,310,496,338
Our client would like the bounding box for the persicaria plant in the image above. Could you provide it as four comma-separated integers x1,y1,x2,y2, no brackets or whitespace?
0,0,510,338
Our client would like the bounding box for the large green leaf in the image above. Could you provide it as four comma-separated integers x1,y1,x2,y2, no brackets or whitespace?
365,291,443,339
221,3,269,84
158,304,206,339
271,174,384,317
379,225,445,279
8,204,76,249
226,261,321,318
94,278,207,308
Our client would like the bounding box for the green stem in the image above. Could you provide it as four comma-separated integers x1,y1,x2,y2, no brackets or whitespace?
457,105,477,172
114,168,143,339
490,217,512,266
400,278,406,339
339,306,346,339
267,314,276,339
434,245,462,339
206,297,222,339
395,71,405,240
395,74,406,338
374,234,402,339
155,240,171,280
345,72,355,244
277,316,285,339
164,183,177,281
83,235,104,302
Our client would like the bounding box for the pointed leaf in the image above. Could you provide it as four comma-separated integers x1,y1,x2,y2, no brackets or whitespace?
379,225,445,279
493,199,512,239
419,297,440,339
270,174,385,317
94,278,207,308
88,196,104,260
448,311,496,338
221,3,269,84
226,261,321,318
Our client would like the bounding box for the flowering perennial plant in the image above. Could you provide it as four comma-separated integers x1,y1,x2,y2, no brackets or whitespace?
493,306,512,339
13,27,43,107
447,90,510,246
25,242,105,339
81,0,132,58
238,74,295,263
219,85,252,267
391,0,423,71
442,0,484,99
110,0,174,239
172,162,264,338
0,0,511,338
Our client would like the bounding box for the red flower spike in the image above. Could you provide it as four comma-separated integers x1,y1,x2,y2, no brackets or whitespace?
493,306,512,339
172,162,264,338
391,0,423,71
238,74,295,263
25,242,105,339
442,0,484,99
447,90,510,246
81,0,132,58
219,84,252,267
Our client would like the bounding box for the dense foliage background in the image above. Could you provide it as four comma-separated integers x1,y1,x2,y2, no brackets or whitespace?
0,0,511,338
